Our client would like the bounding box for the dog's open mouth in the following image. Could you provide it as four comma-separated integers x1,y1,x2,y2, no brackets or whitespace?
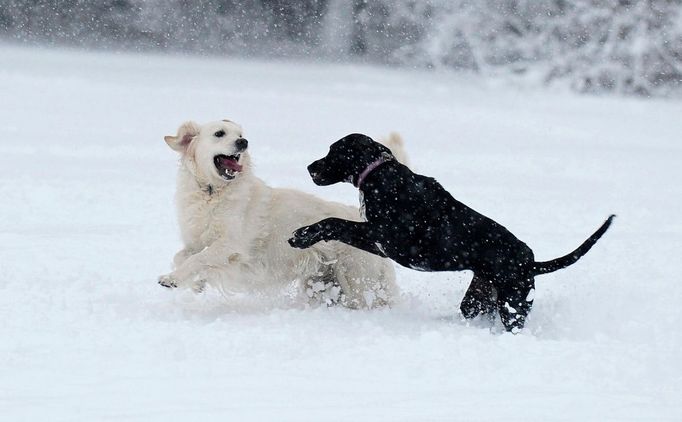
214,154,243,180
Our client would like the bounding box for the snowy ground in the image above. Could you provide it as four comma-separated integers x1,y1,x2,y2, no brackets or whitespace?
0,45,680,421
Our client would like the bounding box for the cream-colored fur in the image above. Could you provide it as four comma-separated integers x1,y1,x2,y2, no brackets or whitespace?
160,119,406,308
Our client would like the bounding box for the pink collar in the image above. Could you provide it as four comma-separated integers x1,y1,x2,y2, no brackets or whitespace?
355,157,389,188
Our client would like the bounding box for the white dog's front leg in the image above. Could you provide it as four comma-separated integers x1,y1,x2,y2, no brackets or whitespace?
172,248,196,268
157,248,199,290
161,241,244,292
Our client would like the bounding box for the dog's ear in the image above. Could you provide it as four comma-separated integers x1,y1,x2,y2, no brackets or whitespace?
164,121,201,153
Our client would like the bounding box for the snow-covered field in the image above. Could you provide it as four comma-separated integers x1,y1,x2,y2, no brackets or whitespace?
1,45,680,421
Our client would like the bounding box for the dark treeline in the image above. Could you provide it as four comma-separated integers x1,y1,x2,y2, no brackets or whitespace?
1,0,681,96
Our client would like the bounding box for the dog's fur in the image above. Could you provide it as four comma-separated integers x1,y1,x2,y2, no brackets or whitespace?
289,134,614,331
159,121,403,308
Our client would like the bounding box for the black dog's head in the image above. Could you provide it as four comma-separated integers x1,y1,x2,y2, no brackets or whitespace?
307,133,393,186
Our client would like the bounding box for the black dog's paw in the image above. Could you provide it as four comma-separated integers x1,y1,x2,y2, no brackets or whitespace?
288,224,325,249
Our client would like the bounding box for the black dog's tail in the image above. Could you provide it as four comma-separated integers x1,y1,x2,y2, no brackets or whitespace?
533,215,615,275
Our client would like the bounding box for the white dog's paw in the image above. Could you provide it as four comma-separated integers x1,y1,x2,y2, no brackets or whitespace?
158,272,207,293
189,279,207,294
158,274,178,289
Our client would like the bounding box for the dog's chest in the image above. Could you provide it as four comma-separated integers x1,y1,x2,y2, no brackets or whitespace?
179,194,240,247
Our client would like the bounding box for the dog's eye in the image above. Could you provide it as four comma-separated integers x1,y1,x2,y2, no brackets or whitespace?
214,130,226,138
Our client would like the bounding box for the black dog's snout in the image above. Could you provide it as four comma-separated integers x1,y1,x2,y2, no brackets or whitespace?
307,160,322,176
235,138,248,151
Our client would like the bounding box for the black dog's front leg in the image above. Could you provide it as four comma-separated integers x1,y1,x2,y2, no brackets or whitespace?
289,218,387,258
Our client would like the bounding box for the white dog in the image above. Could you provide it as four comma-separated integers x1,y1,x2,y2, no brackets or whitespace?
159,119,408,308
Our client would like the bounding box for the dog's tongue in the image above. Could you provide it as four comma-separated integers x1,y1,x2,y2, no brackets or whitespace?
219,156,242,172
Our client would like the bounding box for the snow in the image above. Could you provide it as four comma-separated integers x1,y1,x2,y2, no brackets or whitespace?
1,45,681,421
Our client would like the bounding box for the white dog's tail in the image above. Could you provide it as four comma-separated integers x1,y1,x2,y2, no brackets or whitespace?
380,132,410,168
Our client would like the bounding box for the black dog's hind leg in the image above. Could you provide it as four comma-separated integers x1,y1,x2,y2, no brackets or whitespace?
496,276,535,333
289,218,387,258
460,274,496,320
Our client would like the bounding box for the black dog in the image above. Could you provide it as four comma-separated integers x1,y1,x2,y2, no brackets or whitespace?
288,134,614,332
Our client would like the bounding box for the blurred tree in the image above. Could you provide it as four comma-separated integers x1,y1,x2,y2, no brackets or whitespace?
0,0,680,95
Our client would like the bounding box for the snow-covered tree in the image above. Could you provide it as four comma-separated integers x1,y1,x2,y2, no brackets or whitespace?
1,0,680,96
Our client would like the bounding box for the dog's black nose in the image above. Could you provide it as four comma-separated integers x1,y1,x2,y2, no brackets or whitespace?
307,161,320,176
235,138,248,151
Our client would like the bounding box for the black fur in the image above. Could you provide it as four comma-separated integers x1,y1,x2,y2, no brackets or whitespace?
289,134,614,332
